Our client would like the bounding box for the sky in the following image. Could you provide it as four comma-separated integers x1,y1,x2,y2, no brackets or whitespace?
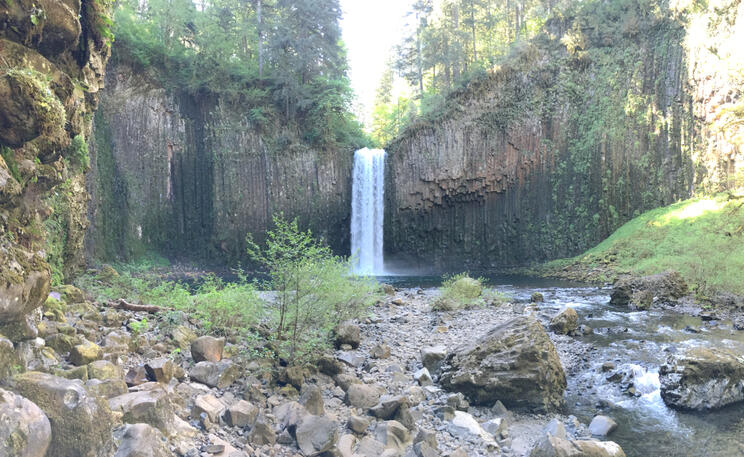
339,0,415,126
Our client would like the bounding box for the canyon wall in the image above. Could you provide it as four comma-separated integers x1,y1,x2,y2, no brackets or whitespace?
385,0,743,270
87,64,353,263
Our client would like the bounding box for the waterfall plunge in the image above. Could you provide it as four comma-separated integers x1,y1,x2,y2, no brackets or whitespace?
351,148,385,275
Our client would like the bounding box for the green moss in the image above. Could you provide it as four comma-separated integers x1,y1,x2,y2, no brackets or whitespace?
0,146,21,183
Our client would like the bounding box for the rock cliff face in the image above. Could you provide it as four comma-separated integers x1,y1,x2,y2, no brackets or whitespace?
0,0,111,339
86,63,353,262
385,0,743,269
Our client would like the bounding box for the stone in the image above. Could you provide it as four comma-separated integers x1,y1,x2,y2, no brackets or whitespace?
10,372,115,457
543,418,566,439
274,401,307,434
660,347,744,410
58,285,85,304
0,387,51,457
300,384,325,415
113,423,171,457
530,435,626,457
369,394,408,420
0,335,18,380
170,325,197,350
145,357,175,383
318,355,344,375
448,411,496,443
84,378,129,398
125,366,149,386
371,343,391,359
610,272,687,309
334,321,361,349
374,420,410,452
109,388,176,434
531,292,545,303
190,360,239,388
348,414,370,433
483,417,508,439
70,339,103,366
338,433,357,457
414,367,433,386
346,383,382,408
549,308,579,335
190,336,224,363
45,333,75,355
421,345,447,373
439,315,566,412
588,415,618,436
414,441,440,457
0,271,50,330
224,400,258,427
337,351,365,368
283,365,305,389
88,360,123,380
192,394,226,423
249,415,276,446
446,393,469,411
295,415,338,456
356,436,385,457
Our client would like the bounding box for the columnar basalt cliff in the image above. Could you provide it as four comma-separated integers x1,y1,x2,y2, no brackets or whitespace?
0,0,111,340
87,63,353,263
385,0,743,269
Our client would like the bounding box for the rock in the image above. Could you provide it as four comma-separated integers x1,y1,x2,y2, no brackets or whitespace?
448,449,468,457
374,420,410,452
274,401,307,434
337,351,365,368
0,336,18,380
249,415,276,446
483,417,508,439
356,436,385,456
530,435,626,457
549,308,579,335
10,372,115,457
70,339,103,366
588,415,618,436
0,271,50,334
88,360,123,380
369,395,407,420
113,423,171,457
318,355,344,375
334,321,361,349
531,292,545,303
346,383,382,408
145,357,175,383
84,378,129,398
125,366,149,387
109,388,176,434
338,433,357,457
224,400,258,427
0,388,51,457
446,393,469,411
348,414,370,433
170,325,197,350
421,345,447,373
190,360,239,388
610,272,688,309
300,384,324,415
296,415,338,456
414,367,433,386
660,347,744,410
440,315,567,412
448,411,495,443
371,343,391,359
192,393,226,423
190,336,225,363
282,365,305,389
543,418,566,439
206,434,244,457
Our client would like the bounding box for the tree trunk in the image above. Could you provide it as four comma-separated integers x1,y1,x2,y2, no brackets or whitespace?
257,0,264,77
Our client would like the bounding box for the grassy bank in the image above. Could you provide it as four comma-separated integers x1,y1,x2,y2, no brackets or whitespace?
540,192,744,296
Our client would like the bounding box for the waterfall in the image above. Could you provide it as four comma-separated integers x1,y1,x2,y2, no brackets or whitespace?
351,148,386,275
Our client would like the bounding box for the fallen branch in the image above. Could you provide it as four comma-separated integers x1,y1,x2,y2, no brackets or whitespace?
107,299,169,313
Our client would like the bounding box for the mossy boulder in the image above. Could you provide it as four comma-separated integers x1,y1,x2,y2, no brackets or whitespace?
69,340,103,366
0,387,52,457
0,270,51,335
9,372,116,457
58,285,85,304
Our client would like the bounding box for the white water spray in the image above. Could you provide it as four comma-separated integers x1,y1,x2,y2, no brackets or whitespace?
351,148,385,275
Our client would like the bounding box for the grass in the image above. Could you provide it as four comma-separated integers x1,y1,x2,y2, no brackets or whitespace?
433,273,511,310
544,192,744,295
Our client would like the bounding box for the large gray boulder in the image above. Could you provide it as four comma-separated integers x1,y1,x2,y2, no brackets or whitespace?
660,347,744,410
549,308,579,335
9,371,116,457
114,423,172,457
0,388,51,457
295,415,338,456
109,388,176,434
610,272,687,310
530,435,626,457
440,315,566,412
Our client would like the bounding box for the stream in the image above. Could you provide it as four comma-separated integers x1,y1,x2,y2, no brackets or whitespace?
379,274,744,457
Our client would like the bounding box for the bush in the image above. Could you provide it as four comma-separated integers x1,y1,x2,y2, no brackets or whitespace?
433,273,484,311
247,215,381,364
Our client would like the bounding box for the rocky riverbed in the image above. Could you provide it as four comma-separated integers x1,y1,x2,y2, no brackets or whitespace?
3,278,744,457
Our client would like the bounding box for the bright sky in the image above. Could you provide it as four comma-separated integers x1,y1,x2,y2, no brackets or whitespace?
340,0,414,126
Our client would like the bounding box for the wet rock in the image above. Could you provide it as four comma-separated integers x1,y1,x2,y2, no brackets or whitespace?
145,357,175,383
530,435,626,457
109,388,176,433
113,423,171,457
610,272,687,309
531,292,545,303
440,315,567,412
190,360,239,388
0,387,51,457
295,415,338,456
549,308,579,335
334,321,361,349
346,383,382,408
10,372,115,457
69,339,103,366
660,347,744,410
191,336,225,363
588,415,618,436
299,384,325,415
224,400,258,427
421,345,447,373
371,343,391,359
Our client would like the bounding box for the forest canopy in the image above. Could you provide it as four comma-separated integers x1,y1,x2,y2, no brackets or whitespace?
113,0,368,149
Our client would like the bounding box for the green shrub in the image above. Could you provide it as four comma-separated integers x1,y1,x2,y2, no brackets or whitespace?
247,215,381,364
433,273,484,311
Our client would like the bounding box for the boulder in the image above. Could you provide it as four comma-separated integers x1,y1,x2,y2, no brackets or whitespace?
70,340,103,366
448,411,496,443
530,435,626,457
369,395,408,420
192,393,226,423
414,367,433,386
549,308,579,335
190,336,224,363
300,384,325,415
295,415,338,456
145,358,175,383
421,345,447,373
88,360,123,381
348,415,370,433
0,335,19,380
371,344,391,359
660,347,744,410
439,316,566,412
273,401,307,434
334,321,361,349
109,388,176,434
346,383,382,408
189,360,239,388
170,325,197,350
249,415,276,446
588,416,617,436
113,423,171,457
84,378,129,399
0,388,51,457
374,420,410,453
531,292,545,303
610,272,688,310
10,372,115,457
224,400,258,427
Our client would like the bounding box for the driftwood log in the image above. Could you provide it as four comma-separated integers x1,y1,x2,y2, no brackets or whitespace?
106,299,169,313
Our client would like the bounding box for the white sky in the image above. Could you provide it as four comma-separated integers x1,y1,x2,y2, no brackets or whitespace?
340,0,415,126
